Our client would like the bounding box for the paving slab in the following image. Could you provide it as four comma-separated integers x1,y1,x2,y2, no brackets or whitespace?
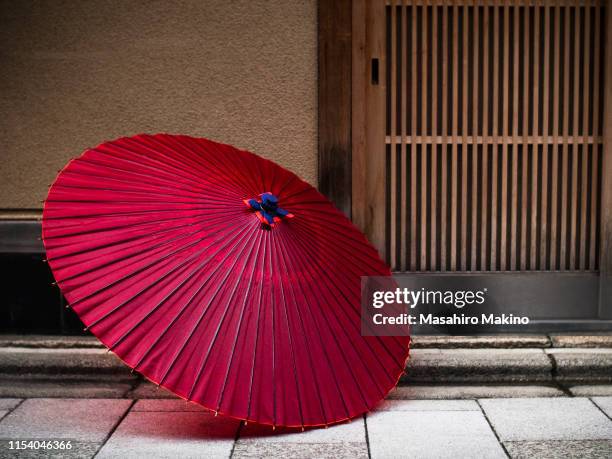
546,348,612,382
366,409,506,458
403,349,552,383
96,411,239,459
412,335,550,349
0,399,21,410
126,381,177,399
132,399,208,412
550,334,612,348
0,380,132,398
233,441,366,458
375,399,479,411
388,385,565,399
236,419,367,459
0,440,100,459
239,418,366,443
504,440,612,458
0,399,132,442
592,397,612,419
568,385,612,397
479,397,612,441
0,413,7,423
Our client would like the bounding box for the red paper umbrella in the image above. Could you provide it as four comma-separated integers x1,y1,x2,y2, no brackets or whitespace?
42,134,410,428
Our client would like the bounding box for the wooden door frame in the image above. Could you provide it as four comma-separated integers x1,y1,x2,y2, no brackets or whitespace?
318,0,386,256
318,0,612,321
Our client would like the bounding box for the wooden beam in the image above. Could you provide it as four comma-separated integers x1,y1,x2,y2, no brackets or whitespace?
318,0,353,216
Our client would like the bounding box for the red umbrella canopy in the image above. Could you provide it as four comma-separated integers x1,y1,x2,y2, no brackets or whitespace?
42,134,410,428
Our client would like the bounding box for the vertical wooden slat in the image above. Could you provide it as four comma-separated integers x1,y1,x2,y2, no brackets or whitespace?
481,2,490,270
521,4,530,271
472,2,480,270
541,2,551,270
570,2,581,269
511,3,520,270
431,3,438,270
451,2,459,271
560,2,570,270
441,2,449,271
491,2,500,271
390,1,398,269
410,0,418,271
501,2,510,271
531,3,540,270
580,1,590,271
550,0,561,269
461,2,469,270
421,1,429,270
400,1,408,272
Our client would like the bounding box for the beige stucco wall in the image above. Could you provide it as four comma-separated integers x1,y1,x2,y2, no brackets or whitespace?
0,0,317,211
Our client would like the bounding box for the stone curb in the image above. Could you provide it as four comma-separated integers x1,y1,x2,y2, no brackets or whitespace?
403,349,553,384
2,334,611,350
0,347,134,377
1,345,610,384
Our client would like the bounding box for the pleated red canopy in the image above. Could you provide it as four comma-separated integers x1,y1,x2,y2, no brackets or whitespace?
42,134,410,428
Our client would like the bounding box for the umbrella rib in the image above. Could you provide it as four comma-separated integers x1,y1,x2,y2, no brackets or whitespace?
108,226,262,353
293,221,388,266
270,231,277,427
97,140,208,186
272,230,329,425
50,182,210,201
275,173,299,198
276,230,372,413
296,224,408,352
71,216,249,310
270,232,306,428
157,223,259,388
131,225,256,372
43,209,208,240
186,225,262,401
175,135,264,197
52,169,209,196
278,230,386,402
78,151,251,203
50,225,204,284
78,154,205,191
60,161,233,198
42,206,217,221
45,215,214,261
287,223,408,370
84,219,252,331
245,231,268,422
214,229,264,414
274,231,352,421
140,135,232,186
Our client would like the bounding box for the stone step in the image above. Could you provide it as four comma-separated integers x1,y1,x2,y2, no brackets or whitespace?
2,333,611,349
1,342,611,385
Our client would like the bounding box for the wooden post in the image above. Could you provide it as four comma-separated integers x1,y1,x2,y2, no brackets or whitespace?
352,0,386,257
600,0,612,319
318,0,353,217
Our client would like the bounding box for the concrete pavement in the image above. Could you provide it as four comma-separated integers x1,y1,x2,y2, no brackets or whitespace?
0,395,610,458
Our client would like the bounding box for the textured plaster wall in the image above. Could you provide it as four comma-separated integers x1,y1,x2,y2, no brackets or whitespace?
0,0,317,210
